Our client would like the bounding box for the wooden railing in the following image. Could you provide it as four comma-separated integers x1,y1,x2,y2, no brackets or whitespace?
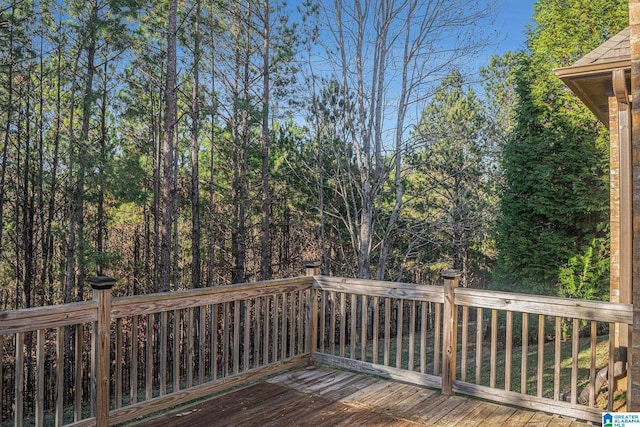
0,270,633,425
1,276,314,426
311,271,633,423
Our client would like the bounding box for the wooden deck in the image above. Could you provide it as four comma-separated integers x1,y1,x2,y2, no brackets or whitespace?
130,366,592,426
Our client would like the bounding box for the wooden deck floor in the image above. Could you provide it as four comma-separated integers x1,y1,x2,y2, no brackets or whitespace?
131,366,593,426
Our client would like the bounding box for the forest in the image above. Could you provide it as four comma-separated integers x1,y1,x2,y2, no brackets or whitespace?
0,0,629,310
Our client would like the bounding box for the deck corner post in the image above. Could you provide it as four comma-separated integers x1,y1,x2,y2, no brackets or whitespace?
304,261,321,359
441,269,460,396
90,276,115,427
305,260,322,277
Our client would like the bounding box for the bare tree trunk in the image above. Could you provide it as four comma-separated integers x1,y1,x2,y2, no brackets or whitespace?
64,39,84,305
207,137,215,287
44,49,61,299
152,88,161,292
0,5,15,268
207,22,216,288
191,0,202,289
97,53,109,276
21,72,35,309
260,0,271,281
231,2,249,284
160,0,178,292
74,1,99,301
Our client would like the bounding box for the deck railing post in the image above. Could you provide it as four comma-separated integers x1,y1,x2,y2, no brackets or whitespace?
305,261,321,358
305,261,321,277
90,276,115,427
441,269,460,396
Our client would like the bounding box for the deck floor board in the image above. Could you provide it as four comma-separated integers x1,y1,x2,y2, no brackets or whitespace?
130,366,594,426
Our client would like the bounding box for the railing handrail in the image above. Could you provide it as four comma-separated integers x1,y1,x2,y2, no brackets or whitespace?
0,300,98,335
0,276,314,336
313,275,444,303
111,276,313,318
455,287,633,324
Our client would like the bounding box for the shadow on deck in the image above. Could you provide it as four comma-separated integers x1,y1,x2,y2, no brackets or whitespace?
130,366,591,427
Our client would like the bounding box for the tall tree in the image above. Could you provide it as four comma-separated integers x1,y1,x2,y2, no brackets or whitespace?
190,0,202,288
159,0,178,292
495,0,627,295
314,0,494,279
260,0,272,281
410,70,496,287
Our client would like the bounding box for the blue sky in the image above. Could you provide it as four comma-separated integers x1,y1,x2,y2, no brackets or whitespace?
491,0,537,54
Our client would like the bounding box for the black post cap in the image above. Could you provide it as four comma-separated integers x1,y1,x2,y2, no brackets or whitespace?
89,276,116,290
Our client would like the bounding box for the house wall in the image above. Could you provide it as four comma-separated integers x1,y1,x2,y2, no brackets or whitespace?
611,94,621,310
629,0,640,410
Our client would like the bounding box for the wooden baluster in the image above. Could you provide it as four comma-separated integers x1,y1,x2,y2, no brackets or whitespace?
56,327,64,425
521,313,528,394
298,290,304,355
263,297,270,364
396,299,404,369
188,307,194,386
609,322,616,411
199,306,205,384
330,292,336,355
254,297,261,367
173,310,180,390
461,306,469,382
212,304,218,380
537,314,544,397
280,294,287,361
505,311,513,392
384,297,391,366
339,293,346,358
350,293,357,360
408,300,415,370
145,314,153,400
490,309,497,388
272,295,278,362
36,329,45,426
130,315,138,404
15,332,24,427
475,307,483,384
233,301,240,375
243,300,250,370
116,317,123,405
571,318,579,405
420,301,427,374
373,296,380,365
589,321,596,406
361,295,368,363
223,302,230,377
320,291,326,354
554,316,562,401
290,293,295,358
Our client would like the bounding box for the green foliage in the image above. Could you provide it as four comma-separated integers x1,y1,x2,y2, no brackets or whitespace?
407,70,498,287
558,238,609,301
493,0,625,296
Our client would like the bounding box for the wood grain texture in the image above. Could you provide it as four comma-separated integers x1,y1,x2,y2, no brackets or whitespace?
130,366,591,427
454,288,632,324
313,276,444,303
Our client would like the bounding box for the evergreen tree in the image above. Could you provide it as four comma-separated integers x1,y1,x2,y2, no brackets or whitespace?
494,0,627,296
410,71,497,288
